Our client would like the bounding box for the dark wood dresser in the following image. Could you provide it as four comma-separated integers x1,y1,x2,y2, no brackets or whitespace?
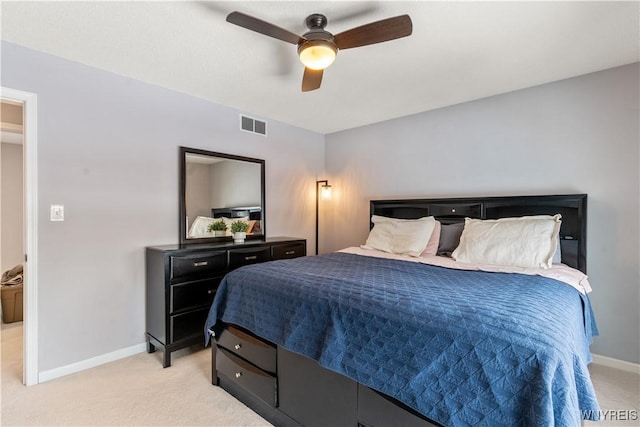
145,237,306,367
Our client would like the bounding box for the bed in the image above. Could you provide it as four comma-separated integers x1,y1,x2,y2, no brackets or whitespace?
205,194,600,426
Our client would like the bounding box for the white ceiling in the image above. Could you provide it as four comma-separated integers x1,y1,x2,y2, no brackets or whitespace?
2,1,638,134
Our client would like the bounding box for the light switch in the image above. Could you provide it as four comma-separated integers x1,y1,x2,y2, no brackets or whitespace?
50,205,64,221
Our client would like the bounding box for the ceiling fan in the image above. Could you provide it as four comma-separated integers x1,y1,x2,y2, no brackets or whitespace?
226,11,413,92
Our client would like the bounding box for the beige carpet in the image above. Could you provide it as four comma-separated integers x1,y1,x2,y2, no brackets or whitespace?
1,322,272,426
2,321,639,426
584,363,640,426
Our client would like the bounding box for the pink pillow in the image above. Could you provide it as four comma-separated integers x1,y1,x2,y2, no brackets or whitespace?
421,220,441,256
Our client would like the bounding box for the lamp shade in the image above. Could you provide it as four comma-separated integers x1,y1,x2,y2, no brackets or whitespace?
298,40,337,70
320,183,332,199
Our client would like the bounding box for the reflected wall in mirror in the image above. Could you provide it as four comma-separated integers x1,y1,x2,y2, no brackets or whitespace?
179,146,265,244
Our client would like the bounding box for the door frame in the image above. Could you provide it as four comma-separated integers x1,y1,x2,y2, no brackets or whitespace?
1,87,38,386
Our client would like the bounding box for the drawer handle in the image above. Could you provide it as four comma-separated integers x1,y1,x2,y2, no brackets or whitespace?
244,255,257,261
235,372,242,378
451,208,456,213
234,343,242,350
285,250,295,255
193,261,208,267
207,289,215,295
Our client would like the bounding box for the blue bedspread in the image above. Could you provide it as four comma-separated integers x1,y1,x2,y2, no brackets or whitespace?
205,252,600,426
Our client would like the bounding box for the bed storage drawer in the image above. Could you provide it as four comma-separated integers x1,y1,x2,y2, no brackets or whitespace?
228,247,271,269
358,385,438,427
271,243,306,260
170,251,227,281
217,325,277,373
217,347,277,407
170,277,222,314
279,347,357,427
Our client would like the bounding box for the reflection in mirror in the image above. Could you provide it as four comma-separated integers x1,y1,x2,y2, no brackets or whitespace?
179,147,265,244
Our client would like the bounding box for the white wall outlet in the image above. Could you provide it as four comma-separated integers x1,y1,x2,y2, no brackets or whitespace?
50,205,64,221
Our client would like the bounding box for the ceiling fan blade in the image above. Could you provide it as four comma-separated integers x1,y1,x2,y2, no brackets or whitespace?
334,15,412,50
226,11,303,45
302,68,323,92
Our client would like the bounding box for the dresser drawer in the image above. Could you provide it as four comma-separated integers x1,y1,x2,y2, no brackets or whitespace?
429,203,482,218
170,307,209,343
217,347,277,407
217,325,276,373
271,243,306,260
170,251,227,281
170,277,222,314
228,247,270,269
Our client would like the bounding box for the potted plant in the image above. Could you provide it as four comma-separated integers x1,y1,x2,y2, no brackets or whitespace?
207,219,227,237
230,220,249,243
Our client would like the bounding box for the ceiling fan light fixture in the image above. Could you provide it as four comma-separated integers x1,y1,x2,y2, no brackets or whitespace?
298,40,337,70
226,11,413,91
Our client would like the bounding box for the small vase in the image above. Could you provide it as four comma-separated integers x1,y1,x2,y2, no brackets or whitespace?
233,232,246,243
214,230,226,237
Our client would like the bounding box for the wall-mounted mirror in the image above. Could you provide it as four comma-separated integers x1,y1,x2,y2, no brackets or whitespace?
179,146,265,245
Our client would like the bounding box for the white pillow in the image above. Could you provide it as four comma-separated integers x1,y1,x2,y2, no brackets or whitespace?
363,215,436,257
451,214,562,269
187,216,215,237
421,220,441,257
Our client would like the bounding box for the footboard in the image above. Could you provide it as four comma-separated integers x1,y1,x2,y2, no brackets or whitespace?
211,324,440,427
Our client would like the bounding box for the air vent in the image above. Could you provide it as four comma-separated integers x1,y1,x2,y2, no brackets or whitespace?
240,115,267,136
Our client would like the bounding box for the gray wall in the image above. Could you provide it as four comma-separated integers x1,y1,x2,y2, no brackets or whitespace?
210,160,261,209
324,63,639,364
1,142,24,272
1,42,324,372
185,162,212,222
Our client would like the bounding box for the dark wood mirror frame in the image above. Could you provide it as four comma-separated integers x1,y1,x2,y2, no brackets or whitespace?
179,146,266,245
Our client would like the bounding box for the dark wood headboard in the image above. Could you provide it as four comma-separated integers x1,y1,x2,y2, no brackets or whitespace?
211,206,262,220
370,194,587,273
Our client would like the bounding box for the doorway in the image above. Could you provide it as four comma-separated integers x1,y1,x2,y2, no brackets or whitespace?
1,87,38,386
1,99,24,387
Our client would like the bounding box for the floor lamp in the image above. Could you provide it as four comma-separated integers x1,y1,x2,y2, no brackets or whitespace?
315,180,331,255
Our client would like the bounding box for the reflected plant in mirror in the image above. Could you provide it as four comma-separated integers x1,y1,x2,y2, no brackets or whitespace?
179,147,265,244
207,219,227,237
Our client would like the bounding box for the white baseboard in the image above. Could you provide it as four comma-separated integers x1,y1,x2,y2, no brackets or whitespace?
35,347,638,383
592,353,640,374
38,342,147,383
